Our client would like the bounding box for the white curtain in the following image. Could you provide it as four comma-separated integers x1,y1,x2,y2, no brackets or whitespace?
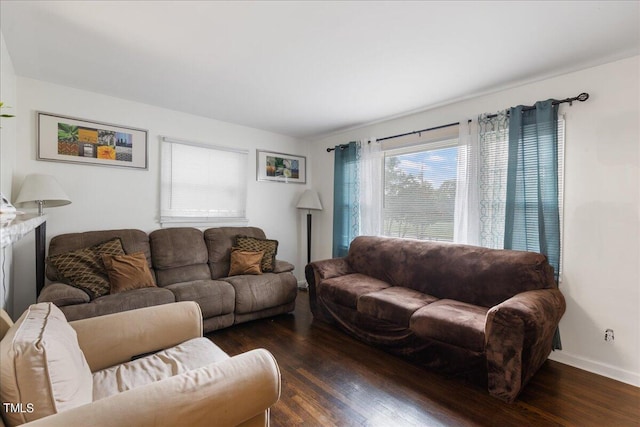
477,111,509,249
358,139,383,236
453,119,480,245
454,112,509,248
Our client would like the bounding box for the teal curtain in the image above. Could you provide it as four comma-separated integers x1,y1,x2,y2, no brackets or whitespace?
332,142,360,257
505,99,562,349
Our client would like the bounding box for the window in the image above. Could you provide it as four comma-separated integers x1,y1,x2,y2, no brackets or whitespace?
376,117,564,247
383,138,459,242
160,137,248,225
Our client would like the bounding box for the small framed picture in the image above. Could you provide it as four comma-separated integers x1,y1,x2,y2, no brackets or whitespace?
256,150,306,184
37,112,148,170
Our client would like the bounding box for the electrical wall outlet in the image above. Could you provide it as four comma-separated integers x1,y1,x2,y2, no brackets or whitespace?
604,329,614,342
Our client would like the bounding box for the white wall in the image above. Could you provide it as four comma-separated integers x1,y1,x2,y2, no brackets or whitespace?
309,56,640,386
10,77,311,317
0,32,18,314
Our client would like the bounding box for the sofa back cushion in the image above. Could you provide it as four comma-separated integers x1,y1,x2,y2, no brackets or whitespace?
0,303,93,426
149,228,211,286
47,229,153,283
204,227,266,279
347,236,556,307
47,238,126,299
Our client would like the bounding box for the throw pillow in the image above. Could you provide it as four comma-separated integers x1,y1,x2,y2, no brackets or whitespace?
234,236,278,272
47,238,125,299
102,252,156,294
228,248,264,276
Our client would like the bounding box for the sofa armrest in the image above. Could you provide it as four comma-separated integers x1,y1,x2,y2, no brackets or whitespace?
485,288,566,402
37,283,90,306
305,257,352,284
70,301,203,372
20,349,280,427
272,259,295,273
305,258,353,321
304,258,353,301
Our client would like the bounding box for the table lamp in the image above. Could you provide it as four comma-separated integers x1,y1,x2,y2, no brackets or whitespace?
14,174,71,296
14,174,71,215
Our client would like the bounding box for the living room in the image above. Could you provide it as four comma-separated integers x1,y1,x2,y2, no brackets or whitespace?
0,1,638,426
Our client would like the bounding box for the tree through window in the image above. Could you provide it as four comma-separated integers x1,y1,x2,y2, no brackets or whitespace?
383,142,458,241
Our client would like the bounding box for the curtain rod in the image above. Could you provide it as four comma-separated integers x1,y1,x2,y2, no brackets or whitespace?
326,121,459,152
482,92,589,120
326,92,589,152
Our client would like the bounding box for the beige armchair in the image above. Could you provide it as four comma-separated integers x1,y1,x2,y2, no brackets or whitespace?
0,302,280,427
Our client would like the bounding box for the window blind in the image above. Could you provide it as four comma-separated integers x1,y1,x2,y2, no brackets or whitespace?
160,137,248,225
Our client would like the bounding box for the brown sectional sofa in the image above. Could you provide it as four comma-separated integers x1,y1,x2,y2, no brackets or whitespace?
38,226,298,333
305,235,566,402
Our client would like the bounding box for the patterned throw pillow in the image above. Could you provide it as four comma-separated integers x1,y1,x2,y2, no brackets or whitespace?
234,235,278,273
47,238,125,299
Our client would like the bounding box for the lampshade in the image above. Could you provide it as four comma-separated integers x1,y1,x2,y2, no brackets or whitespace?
296,189,322,211
15,174,71,213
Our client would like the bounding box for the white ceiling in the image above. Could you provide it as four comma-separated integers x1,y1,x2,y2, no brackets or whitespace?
1,1,638,139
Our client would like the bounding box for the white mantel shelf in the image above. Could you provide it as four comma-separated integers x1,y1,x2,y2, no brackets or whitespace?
1,214,48,249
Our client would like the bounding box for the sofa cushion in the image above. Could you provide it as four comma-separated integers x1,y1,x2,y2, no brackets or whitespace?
103,252,157,293
235,236,278,273
58,287,176,322
410,299,488,352
164,280,235,319
224,273,298,314
92,337,228,401
318,273,390,309
204,227,267,279
229,249,264,276
149,228,208,268
357,287,438,326
0,303,93,426
149,228,211,287
47,238,125,299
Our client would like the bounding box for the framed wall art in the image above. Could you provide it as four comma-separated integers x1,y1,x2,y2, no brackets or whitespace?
256,150,306,184
37,112,148,170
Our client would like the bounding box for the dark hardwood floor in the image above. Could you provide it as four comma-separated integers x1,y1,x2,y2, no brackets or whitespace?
207,291,640,426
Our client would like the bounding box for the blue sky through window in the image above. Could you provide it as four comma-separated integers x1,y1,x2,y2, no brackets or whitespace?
394,146,458,188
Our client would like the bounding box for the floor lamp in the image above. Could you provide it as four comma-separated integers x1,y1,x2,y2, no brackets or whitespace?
296,189,323,265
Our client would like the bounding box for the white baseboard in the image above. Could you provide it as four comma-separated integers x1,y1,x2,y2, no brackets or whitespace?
549,351,640,387
297,280,308,290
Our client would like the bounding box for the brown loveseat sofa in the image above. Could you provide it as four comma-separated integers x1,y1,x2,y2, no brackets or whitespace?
305,236,566,402
38,227,298,333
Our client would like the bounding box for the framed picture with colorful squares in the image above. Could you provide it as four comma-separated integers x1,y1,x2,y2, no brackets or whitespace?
37,112,148,170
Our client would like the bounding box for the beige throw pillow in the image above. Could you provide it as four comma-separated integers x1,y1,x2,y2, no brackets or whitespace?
228,249,264,276
0,303,93,426
102,252,156,294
